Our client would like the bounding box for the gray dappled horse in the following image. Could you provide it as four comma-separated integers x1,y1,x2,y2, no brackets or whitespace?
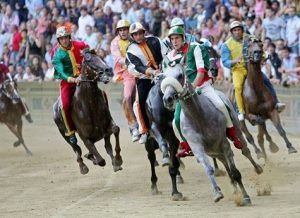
160,62,262,205
53,49,123,174
0,77,32,155
228,38,297,159
145,74,184,199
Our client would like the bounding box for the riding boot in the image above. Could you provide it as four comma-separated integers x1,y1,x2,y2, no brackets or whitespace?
176,141,194,158
69,133,77,144
226,127,243,149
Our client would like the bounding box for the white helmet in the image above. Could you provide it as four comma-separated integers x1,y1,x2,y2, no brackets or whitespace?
170,17,184,28
116,19,130,29
199,38,212,48
129,22,145,35
230,21,243,31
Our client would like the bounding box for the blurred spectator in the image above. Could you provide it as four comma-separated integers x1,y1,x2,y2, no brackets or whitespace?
265,43,282,84
23,65,35,82
14,64,24,82
27,29,42,60
205,0,218,21
10,25,22,64
25,0,43,18
137,11,150,33
185,7,197,32
44,43,53,64
1,44,11,66
15,0,28,23
262,8,286,42
255,0,267,19
285,6,300,55
104,0,123,14
1,4,19,33
196,3,206,29
44,61,55,81
94,9,106,34
78,6,95,40
30,55,44,81
83,25,98,49
151,0,166,36
280,47,298,85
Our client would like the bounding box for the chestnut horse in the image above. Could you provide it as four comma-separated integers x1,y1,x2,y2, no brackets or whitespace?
232,38,297,159
53,49,123,174
0,78,32,155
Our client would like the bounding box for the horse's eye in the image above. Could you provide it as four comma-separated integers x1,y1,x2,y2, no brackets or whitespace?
177,73,183,81
85,53,92,61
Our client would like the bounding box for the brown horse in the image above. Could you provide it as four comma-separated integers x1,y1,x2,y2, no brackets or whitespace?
0,78,32,155
53,49,123,174
231,38,297,159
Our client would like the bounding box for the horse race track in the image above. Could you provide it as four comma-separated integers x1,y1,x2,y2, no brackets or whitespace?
1,121,300,218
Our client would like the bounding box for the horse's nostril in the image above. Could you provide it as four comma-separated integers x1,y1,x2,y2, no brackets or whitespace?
166,96,173,104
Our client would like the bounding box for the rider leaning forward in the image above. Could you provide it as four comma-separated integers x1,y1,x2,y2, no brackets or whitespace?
126,22,168,144
220,21,286,121
166,26,244,158
111,19,140,142
51,25,89,144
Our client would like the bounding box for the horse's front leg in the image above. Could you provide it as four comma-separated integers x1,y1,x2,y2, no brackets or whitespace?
69,140,89,175
269,110,297,154
225,149,252,206
150,123,170,166
104,135,122,172
261,121,279,153
83,139,106,167
189,140,224,202
168,136,183,201
109,121,123,169
239,120,263,159
145,138,161,195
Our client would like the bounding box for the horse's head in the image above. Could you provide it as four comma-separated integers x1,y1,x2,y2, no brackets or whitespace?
248,38,263,64
1,78,20,104
82,48,113,84
161,59,185,110
199,37,219,77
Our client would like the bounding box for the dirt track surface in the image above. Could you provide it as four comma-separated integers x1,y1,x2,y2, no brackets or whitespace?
1,123,300,218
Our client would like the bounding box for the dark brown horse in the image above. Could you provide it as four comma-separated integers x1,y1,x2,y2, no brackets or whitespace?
0,78,32,155
232,38,297,159
53,49,123,174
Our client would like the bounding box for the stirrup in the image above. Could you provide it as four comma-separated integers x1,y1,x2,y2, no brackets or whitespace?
69,134,77,144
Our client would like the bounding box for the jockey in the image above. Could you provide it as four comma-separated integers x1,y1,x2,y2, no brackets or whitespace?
51,25,89,144
220,21,286,121
111,19,140,142
166,26,243,157
163,17,196,52
126,22,167,144
0,62,33,123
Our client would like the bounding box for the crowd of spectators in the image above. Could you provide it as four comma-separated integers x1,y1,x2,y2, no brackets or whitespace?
0,0,299,86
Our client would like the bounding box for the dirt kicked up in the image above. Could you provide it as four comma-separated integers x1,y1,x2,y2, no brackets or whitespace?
1,123,300,218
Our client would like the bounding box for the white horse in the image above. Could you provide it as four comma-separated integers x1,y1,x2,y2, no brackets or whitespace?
160,62,261,205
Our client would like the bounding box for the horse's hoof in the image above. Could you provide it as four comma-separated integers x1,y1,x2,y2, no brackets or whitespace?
176,175,184,184
256,150,265,159
288,147,297,154
214,169,227,177
172,192,184,201
213,190,224,203
269,142,279,153
84,153,94,161
113,165,123,172
26,151,33,156
13,141,21,147
113,157,123,167
161,157,171,167
95,159,106,167
255,165,263,175
80,164,89,175
243,196,252,206
151,186,162,195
